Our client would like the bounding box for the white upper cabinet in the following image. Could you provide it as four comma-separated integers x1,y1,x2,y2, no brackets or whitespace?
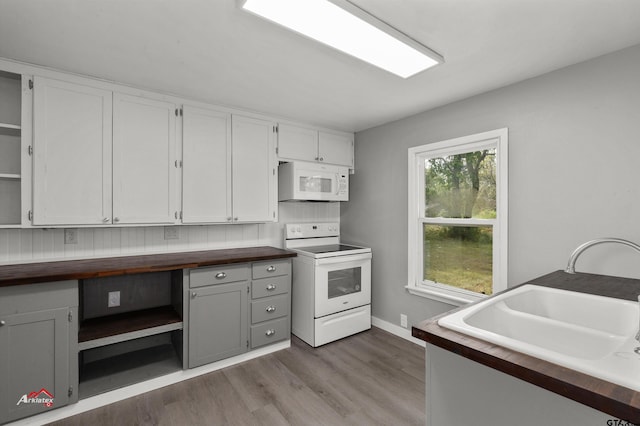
318,131,354,168
231,115,277,223
2,60,353,228
181,105,232,223
32,76,113,226
113,93,177,225
276,123,354,168
276,124,318,163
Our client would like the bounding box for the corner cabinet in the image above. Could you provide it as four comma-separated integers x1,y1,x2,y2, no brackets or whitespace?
276,123,354,169
0,281,78,424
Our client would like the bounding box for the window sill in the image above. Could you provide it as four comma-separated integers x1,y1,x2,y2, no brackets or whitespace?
405,284,487,307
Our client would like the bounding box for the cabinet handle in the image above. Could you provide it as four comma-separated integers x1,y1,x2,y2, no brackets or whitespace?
265,305,276,313
113,217,120,223
227,217,232,222
234,217,239,222
0,320,5,326
319,157,324,161
215,272,227,279
266,265,276,273
102,217,110,223
191,292,197,299
265,329,276,337
266,284,277,291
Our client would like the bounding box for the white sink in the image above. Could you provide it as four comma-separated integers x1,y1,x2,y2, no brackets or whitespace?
438,284,640,391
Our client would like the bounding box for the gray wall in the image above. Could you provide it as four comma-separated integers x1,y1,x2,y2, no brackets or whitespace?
341,44,640,328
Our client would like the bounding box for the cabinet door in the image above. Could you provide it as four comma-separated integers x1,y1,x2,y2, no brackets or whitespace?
188,281,248,368
0,308,71,424
182,105,232,223
231,115,277,222
318,131,354,168
32,77,112,225
276,123,318,162
113,93,177,224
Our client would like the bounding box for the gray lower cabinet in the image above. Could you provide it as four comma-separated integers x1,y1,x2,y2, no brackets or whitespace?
186,265,249,368
0,280,78,424
250,260,291,349
185,260,292,367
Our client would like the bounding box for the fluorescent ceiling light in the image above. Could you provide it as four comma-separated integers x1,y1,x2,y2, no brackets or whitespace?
240,0,443,78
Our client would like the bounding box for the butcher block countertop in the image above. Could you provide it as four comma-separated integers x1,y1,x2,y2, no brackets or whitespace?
0,246,296,287
412,271,640,424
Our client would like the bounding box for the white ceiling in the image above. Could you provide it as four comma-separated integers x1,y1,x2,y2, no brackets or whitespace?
1,0,640,132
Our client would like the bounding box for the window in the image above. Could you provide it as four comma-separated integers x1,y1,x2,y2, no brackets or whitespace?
407,129,508,305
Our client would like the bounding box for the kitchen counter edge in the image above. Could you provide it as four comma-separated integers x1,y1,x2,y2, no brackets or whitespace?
0,246,297,287
412,270,640,424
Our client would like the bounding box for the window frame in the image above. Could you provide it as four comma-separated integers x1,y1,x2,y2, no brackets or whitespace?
407,128,508,306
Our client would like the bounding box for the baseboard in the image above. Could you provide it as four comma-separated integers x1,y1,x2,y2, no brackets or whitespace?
372,316,426,347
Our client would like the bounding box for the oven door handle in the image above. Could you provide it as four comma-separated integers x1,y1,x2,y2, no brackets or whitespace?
314,252,371,265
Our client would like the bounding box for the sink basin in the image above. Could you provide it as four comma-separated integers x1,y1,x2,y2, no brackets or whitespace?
438,284,640,391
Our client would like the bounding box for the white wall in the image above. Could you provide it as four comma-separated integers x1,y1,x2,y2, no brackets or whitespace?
341,44,640,327
0,202,339,264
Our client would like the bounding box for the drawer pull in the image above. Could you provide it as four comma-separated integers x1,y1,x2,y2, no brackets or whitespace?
191,292,197,299
0,320,5,326
265,305,276,313
265,329,276,337
215,272,227,279
266,284,277,291
266,265,276,273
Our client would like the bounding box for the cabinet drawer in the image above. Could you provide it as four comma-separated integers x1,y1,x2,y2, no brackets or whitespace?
251,275,290,299
190,265,249,288
251,294,289,324
250,317,289,349
251,260,291,279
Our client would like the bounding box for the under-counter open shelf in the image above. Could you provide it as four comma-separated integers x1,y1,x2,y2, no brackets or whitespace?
0,123,20,135
79,338,182,399
78,305,183,351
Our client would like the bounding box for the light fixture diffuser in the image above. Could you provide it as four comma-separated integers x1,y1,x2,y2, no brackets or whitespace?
240,0,443,78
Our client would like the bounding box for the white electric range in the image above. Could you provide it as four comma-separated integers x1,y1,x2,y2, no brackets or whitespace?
284,222,372,347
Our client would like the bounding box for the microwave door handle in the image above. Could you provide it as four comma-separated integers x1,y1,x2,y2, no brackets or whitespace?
335,174,340,195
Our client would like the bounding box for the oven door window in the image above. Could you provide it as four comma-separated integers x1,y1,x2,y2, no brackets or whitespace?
328,267,361,299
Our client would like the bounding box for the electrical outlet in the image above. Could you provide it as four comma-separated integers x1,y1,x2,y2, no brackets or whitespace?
164,226,179,240
108,291,121,308
64,228,78,245
400,314,408,328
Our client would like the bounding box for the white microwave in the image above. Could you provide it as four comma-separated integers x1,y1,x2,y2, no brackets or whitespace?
278,161,349,201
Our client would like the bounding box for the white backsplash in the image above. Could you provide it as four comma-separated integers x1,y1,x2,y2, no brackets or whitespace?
0,202,340,264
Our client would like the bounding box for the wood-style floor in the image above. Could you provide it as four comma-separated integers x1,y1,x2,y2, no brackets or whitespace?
48,327,425,426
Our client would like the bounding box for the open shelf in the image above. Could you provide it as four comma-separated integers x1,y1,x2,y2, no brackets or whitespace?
79,343,182,399
78,306,183,351
0,123,20,137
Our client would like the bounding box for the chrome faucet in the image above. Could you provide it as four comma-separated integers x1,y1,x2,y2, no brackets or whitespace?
565,238,640,274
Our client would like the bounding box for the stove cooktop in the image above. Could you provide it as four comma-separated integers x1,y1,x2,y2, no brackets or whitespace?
296,244,365,254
